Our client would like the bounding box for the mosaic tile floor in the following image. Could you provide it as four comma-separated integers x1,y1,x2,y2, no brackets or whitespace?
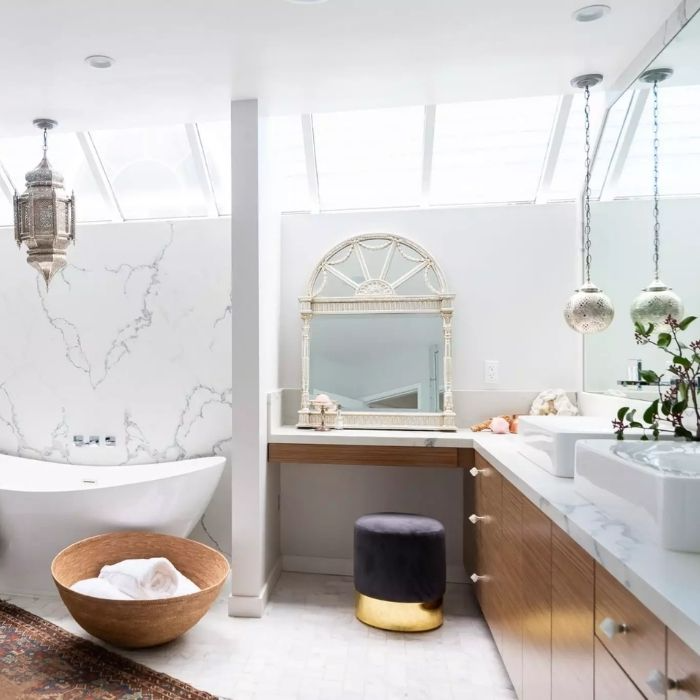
5,572,515,700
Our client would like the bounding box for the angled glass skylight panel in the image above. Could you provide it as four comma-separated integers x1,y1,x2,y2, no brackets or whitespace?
313,106,424,210
615,85,700,197
431,96,558,205
266,115,310,213
92,124,207,219
546,92,605,201
0,132,113,222
197,121,231,215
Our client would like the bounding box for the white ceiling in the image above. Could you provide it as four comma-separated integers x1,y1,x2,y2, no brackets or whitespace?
0,0,682,136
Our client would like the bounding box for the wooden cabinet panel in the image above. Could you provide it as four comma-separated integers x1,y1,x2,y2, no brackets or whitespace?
595,638,645,700
472,454,502,650
595,564,666,698
500,480,523,699
669,630,700,698
521,498,552,700
551,525,594,700
462,453,476,575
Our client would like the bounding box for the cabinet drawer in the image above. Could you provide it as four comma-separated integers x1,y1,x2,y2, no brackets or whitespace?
595,564,666,698
595,638,645,700
668,630,700,698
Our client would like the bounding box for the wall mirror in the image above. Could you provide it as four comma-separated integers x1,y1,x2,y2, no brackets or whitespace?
298,234,456,431
584,8,700,400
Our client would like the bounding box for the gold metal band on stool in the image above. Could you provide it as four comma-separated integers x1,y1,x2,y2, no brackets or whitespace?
355,593,443,632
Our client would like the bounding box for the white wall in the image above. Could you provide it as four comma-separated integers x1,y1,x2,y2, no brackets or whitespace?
277,203,580,577
585,198,700,393
0,217,232,554
281,204,580,392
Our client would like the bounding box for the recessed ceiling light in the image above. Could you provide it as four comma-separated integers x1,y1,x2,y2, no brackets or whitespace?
285,0,329,4
84,55,115,69
572,4,611,22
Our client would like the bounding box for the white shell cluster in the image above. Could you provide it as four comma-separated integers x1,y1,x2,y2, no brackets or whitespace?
630,280,684,328
564,283,615,334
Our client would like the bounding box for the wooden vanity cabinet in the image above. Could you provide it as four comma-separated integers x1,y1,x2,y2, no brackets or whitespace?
468,454,700,699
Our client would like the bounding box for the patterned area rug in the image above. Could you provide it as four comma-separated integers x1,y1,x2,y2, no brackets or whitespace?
0,601,218,699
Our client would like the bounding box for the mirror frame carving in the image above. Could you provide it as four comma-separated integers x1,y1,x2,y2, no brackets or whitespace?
298,233,456,431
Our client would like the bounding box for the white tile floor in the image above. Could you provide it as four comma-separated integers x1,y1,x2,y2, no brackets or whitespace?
5,573,516,700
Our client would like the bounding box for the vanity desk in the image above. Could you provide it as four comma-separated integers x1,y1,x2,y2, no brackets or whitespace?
268,426,700,699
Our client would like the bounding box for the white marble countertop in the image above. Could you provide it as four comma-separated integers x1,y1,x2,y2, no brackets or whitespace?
269,425,700,655
269,425,476,448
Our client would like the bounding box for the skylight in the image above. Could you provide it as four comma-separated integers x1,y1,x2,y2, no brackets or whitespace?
546,93,605,201
266,115,311,213
313,106,424,210
615,85,700,198
430,96,559,205
91,124,209,220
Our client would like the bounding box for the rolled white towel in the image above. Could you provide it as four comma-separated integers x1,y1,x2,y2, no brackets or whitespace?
70,577,134,600
99,557,180,600
175,571,200,596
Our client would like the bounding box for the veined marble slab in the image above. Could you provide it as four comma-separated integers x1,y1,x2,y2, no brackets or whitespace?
269,425,700,655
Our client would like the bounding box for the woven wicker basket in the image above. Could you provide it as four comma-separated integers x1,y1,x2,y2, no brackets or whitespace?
51,531,230,649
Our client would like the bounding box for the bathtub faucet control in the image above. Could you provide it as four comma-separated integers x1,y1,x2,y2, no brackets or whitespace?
73,435,84,447
72,435,116,447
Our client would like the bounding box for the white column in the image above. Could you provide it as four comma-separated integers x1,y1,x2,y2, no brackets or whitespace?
229,99,282,617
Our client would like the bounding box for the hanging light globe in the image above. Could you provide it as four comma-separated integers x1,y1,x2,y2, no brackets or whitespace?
564,282,615,334
629,69,682,330
563,73,614,335
630,279,683,328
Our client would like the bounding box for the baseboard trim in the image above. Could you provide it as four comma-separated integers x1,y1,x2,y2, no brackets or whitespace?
228,557,282,618
282,555,468,584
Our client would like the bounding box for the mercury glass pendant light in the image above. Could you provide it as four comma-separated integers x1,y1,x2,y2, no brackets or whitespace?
630,68,683,328
564,74,615,334
13,118,76,288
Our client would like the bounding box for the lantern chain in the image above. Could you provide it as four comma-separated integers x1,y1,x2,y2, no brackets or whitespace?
652,79,661,281
583,84,592,284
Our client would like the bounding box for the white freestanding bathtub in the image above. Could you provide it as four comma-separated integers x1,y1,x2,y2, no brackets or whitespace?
0,454,225,595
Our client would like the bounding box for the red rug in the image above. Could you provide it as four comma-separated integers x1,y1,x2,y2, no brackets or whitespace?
0,601,218,699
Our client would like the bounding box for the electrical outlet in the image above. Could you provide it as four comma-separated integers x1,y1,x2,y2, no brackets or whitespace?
485,360,499,384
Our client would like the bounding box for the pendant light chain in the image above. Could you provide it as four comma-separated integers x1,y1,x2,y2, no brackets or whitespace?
42,127,48,154
583,84,593,284
652,79,661,281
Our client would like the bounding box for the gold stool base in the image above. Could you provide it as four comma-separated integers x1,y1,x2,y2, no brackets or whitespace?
355,593,443,632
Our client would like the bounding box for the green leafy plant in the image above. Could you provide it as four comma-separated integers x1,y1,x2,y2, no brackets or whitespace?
614,315,700,442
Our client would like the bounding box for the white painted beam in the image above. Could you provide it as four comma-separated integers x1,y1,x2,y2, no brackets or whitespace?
535,94,573,204
185,123,219,218
421,105,437,207
301,114,320,214
599,89,648,202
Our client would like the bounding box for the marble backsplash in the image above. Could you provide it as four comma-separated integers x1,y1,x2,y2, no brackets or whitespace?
0,217,232,555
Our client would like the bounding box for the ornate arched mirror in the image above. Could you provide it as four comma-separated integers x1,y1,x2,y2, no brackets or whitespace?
298,234,456,431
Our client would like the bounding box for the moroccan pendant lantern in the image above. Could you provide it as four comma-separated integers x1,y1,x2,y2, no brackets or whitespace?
13,118,76,288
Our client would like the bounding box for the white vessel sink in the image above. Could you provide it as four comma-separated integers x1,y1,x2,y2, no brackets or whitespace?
575,440,700,553
518,416,617,478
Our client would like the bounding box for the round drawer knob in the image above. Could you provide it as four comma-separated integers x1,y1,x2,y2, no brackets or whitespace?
599,616,629,639
469,467,487,477
468,514,487,524
470,573,488,583
646,669,678,695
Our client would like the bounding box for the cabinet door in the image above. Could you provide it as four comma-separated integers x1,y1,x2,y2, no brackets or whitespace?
500,480,523,698
552,526,594,700
668,630,700,698
472,454,502,650
595,564,666,698
521,498,552,700
461,449,476,575
595,638,645,699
